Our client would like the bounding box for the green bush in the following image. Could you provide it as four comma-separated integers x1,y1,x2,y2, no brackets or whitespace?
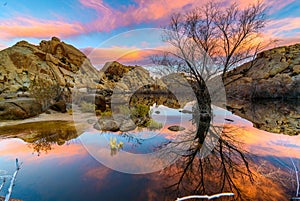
67,108,73,115
145,119,163,130
98,110,112,117
80,101,95,113
131,104,149,118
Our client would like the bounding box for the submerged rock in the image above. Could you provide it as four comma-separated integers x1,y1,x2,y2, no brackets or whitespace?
168,125,185,132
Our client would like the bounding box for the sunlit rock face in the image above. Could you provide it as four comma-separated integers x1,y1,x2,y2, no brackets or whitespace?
98,61,155,92
0,37,100,119
0,37,99,95
225,44,300,100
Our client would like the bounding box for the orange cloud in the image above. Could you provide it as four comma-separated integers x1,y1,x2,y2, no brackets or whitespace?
82,46,141,68
261,17,300,46
0,17,85,40
80,0,205,32
82,46,170,68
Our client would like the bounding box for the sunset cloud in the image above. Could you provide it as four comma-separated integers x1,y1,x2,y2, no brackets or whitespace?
262,17,300,46
0,0,298,51
82,46,141,68
0,17,85,40
79,0,298,33
79,0,204,32
82,45,170,68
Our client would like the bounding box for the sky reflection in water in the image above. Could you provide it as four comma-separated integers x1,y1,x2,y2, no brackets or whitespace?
0,105,299,200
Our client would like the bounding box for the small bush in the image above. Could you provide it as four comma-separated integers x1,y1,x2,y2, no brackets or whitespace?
145,119,163,130
80,101,95,113
131,104,149,118
98,110,112,117
67,108,73,115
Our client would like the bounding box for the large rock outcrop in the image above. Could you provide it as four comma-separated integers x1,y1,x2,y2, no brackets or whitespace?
0,37,99,94
225,44,300,99
0,37,100,119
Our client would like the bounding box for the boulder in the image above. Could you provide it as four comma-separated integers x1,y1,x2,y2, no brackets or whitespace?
120,119,137,132
0,37,101,119
96,119,120,132
168,125,185,132
50,100,67,113
0,98,42,120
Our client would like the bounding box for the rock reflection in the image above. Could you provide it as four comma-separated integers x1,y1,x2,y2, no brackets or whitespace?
227,99,300,135
0,121,78,155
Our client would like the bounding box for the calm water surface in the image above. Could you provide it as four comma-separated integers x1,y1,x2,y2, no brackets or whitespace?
0,104,300,200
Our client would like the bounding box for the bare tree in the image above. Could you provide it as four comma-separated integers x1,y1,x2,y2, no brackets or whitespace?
163,0,268,80
151,0,271,165
147,3,271,199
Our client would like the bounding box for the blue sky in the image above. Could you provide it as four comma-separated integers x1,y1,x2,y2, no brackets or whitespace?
0,0,299,66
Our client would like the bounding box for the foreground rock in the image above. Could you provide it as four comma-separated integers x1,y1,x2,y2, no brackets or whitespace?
168,125,185,132
225,44,300,99
0,98,42,120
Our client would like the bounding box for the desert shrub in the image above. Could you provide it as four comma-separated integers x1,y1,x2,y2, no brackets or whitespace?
29,77,61,111
145,119,163,130
80,101,95,113
67,108,73,115
131,104,149,118
98,110,112,117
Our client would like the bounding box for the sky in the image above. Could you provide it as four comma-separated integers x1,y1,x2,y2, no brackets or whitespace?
0,0,299,67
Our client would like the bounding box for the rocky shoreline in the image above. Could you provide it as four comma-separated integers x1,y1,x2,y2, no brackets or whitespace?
0,37,299,135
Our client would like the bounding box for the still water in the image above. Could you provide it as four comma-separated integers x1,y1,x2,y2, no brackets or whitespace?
0,103,300,201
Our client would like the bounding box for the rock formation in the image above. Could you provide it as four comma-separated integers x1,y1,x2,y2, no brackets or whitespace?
0,37,100,119
225,44,300,100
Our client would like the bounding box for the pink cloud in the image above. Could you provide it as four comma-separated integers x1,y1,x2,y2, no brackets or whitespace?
79,0,204,32
266,17,300,36
262,17,300,46
0,43,7,50
79,0,297,33
231,0,295,12
0,17,85,40
77,0,300,47
82,46,141,68
82,45,172,68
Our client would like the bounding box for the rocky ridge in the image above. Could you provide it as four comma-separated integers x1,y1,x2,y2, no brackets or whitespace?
225,43,300,100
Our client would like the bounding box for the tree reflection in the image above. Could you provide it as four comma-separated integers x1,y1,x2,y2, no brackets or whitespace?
158,117,254,200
